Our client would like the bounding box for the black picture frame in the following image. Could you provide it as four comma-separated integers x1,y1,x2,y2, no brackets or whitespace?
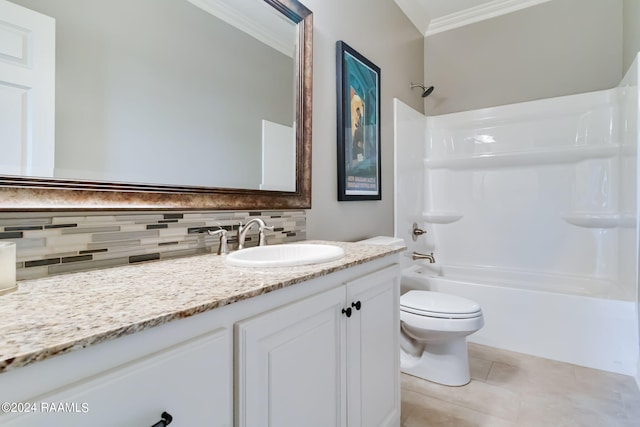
336,41,381,201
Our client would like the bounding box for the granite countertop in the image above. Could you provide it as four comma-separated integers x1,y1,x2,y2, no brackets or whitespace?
0,241,403,374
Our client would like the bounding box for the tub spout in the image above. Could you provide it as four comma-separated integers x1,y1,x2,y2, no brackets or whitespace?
413,251,435,263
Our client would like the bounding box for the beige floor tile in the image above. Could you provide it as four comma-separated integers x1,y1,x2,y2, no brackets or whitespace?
486,359,578,396
470,356,492,381
403,344,640,427
516,391,637,427
573,364,640,399
402,373,520,422
401,392,515,427
401,389,423,425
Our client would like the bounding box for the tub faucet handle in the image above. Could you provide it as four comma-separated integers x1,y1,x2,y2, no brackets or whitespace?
413,251,435,263
412,222,427,241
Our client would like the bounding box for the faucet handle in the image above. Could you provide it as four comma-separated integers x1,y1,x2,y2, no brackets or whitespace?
207,228,228,255
258,225,274,246
412,222,427,241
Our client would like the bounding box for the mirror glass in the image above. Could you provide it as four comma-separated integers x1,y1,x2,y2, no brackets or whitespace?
2,0,298,192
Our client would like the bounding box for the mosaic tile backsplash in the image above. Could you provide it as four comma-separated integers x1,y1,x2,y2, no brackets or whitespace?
0,210,306,280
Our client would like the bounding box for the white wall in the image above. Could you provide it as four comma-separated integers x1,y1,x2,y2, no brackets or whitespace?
423,0,623,115
303,0,424,241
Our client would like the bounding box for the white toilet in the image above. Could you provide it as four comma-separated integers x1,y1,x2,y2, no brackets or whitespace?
400,290,483,386
358,236,485,387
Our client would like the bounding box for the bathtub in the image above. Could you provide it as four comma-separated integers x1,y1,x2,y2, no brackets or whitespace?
401,264,638,375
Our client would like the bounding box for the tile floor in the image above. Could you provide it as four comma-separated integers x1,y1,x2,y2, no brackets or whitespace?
401,343,640,426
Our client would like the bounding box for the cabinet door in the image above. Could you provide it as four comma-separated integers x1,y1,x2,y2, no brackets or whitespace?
346,265,401,427
236,286,347,427
3,328,231,427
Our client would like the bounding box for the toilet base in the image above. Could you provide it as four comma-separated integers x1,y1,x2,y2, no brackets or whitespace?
400,337,470,386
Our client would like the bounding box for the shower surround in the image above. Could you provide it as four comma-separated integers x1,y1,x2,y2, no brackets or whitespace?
393,57,639,376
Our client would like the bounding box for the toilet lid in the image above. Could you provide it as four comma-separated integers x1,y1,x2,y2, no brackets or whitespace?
400,290,482,319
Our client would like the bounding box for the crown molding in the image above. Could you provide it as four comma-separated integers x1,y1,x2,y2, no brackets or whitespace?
187,0,294,57
425,0,552,37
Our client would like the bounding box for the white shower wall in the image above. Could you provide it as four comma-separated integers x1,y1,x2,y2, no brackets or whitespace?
428,92,633,299
395,64,638,301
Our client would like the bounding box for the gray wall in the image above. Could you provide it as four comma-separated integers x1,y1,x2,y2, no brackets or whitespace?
624,0,640,71
303,0,424,241
423,0,623,115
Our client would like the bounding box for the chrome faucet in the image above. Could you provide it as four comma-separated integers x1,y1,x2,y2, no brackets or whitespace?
237,218,274,249
207,228,229,255
412,251,435,263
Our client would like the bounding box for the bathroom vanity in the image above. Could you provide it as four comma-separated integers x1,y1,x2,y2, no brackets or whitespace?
0,241,402,427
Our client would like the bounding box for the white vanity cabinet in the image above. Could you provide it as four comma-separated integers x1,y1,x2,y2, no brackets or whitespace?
236,265,400,427
1,317,233,427
0,249,402,427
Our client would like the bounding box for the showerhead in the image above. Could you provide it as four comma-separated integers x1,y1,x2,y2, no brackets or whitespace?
410,83,435,98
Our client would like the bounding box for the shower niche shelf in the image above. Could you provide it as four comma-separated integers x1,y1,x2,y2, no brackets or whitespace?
422,211,463,224
424,145,619,170
561,212,635,228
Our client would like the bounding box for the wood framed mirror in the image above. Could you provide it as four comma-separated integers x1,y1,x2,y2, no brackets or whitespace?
0,0,312,211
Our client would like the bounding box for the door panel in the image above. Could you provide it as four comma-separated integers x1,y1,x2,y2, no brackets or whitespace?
236,286,347,427
0,0,55,177
346,265,401,427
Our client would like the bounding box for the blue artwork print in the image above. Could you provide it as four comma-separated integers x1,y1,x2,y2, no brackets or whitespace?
343,51,379,196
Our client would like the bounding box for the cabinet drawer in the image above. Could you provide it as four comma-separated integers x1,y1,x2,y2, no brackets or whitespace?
3,328,231,427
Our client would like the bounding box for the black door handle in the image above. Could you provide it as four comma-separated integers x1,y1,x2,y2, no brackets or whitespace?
342,307,352,318
150,411,173,427
351,301,362,311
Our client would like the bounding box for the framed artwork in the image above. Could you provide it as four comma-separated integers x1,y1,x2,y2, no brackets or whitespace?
336,40,381,201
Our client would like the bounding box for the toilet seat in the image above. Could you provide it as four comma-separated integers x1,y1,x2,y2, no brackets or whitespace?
400,290,482,319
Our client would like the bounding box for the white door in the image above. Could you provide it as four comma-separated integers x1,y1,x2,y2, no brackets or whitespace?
346,265,401,427
236,286,348,427
260,119,295,191
0,0,55,177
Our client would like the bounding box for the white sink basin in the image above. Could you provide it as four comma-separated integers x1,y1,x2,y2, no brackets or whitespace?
225,244,345,268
